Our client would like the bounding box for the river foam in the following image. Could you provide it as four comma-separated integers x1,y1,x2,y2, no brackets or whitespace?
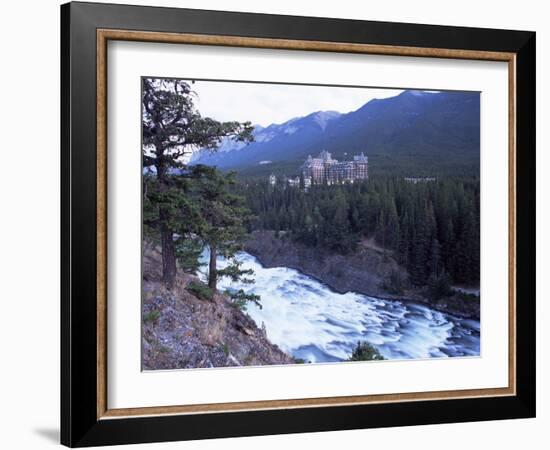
200,252,480,363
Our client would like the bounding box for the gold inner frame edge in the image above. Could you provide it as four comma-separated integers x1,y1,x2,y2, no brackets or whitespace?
96,29,517,420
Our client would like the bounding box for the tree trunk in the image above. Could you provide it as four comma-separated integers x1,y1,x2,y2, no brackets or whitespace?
208,242,217,290
156,160,177,288
160,206,177,288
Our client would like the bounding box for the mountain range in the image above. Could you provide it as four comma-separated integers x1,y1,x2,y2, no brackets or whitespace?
191,90,480,177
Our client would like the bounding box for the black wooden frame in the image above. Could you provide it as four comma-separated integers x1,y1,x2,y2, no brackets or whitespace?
61,1,536,447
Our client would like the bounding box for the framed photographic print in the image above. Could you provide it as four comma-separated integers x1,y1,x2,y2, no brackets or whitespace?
60,1,536,447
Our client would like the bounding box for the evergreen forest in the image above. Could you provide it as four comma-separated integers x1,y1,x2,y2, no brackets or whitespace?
238,176,480,287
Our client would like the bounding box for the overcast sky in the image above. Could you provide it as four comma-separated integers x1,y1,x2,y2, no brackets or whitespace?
186,79,404,127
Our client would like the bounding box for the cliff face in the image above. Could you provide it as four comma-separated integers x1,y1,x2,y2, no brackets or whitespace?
244,230,404,298
142,244,293,370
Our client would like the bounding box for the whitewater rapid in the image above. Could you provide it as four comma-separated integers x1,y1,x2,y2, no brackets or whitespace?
200,252,480,363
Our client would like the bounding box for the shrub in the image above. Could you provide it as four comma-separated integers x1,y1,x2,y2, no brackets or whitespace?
187,280,214,301
427,271,453,301
143,309,160,324
455,291,478,302
348,341,385,361
382,269,407,295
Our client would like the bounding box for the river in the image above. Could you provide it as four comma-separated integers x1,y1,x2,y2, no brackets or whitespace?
200,251,480,363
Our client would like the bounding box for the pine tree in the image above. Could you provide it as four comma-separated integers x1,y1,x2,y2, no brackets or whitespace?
385,197,400,250
348,341,385,361
428,236,442,277
142,78,253,287
427,270,452,300
397,211,411,267
175,238,204,274
188,165,255,291
375,210,386,250
455,209,477,284
440,217,455,276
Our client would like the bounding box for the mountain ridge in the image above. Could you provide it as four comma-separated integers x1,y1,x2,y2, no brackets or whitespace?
191,90,480,177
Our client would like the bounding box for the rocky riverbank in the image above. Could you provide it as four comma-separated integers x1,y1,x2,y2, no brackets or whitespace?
142,243,293,370
244,230,480,319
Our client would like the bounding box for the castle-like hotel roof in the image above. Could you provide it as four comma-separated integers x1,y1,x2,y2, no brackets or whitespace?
302,150,368,184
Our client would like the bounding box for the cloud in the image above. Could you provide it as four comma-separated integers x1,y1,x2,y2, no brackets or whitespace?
187,80,404,127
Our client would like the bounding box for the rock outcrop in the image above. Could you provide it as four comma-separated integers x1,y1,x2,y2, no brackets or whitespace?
142,243,293,370
244,230,404,298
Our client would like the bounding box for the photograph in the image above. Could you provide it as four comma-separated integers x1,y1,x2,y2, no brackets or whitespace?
141,77,481,370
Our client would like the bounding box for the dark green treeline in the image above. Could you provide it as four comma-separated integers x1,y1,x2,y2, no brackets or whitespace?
238,177,480,287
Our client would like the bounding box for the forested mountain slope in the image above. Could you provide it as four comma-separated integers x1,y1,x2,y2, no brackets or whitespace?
192,90,480,177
